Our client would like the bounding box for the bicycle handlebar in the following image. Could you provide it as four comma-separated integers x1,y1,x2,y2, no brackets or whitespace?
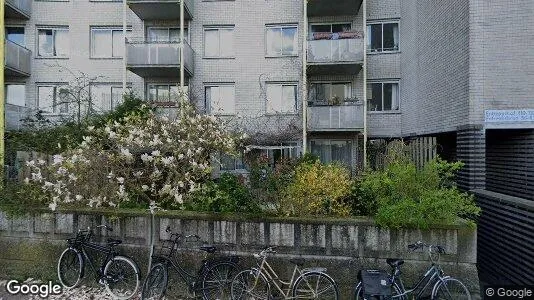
257,246,277,257
408,241,446,254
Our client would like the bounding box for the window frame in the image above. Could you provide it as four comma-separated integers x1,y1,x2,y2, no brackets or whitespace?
5,83,26,107
265,24,298,57
36,83,69,115
309,22,352,39
309,139,353,169
36,26,70,58
90,27,131,59
204,83,236,115
203,25,235,59
90,83,128,112
366,20,400,53
265,82,299,115
146,26,189,43
146,83,183,105
5,26,26,47
308,81,352,105
367,80,400,113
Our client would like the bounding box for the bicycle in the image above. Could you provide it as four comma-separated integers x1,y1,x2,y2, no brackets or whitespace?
141,226,241,300
231,246,339,300
353,241,471,300
57,224,141,300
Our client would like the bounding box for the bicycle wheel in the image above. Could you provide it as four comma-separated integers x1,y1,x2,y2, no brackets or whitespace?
201,261,239,300
104,255,140,300
353,280,406,300
432,277,471,300
57,248,83,289
141,262,169,300
231,269,270,300
292,271,339,300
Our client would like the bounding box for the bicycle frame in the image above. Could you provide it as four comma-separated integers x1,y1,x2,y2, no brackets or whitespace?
251,255,306,299
392,264,448,299
152,253,200,287
71,239,118,281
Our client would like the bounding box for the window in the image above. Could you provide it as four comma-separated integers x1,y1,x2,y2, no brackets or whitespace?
367,82,399,111
248,143,301,169
37,27,69,57
367,22,399,52
148,27,188,43
266,25,297,56
309,82,351,105
310,23,351,37
266,83,297,114
148,84,183,103
38,85,68,114
205,84,235,115
220,153,245,171
90,84,125,112
310,140,352,168
5,27,25,46
91,27,130,58
204,26,234,57
5,84,26,106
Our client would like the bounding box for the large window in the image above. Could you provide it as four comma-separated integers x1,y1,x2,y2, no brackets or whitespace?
148,84,183,103
220,153,245,171
310,23,351,37
309,82,351,105
148,27,188,43
310,140,353,168
5,84,25,106
205,84,235,115
266,25,297,56
367,22,399,52
37,27,69,57
38,85,68,114
204,26,234,58
6,27,25,46
266,83,297,114
90,84,124,112
367,82,399,111
91,27,130,58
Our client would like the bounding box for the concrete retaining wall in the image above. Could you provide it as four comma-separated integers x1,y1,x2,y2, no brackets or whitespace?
0,209,480,298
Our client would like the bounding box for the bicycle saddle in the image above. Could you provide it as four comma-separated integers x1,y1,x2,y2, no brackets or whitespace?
386,258,404,268
107,238,122,246
200,245,217,253
290,258,305,266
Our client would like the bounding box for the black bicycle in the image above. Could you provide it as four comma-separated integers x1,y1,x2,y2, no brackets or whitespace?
141,226,240,300
57,224,141,299
353,241,471,300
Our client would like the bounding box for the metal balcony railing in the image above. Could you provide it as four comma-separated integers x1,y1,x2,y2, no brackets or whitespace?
5,104,29,131
5,0,31,19
126,39,194,76
5,39,32,76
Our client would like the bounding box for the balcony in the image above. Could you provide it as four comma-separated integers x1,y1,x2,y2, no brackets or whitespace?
307,0,362,17
5,104,29,131
5,39,31,77
307,36,364,75
5,0,31,19
307,100,364,132
126,39,194,78
127,0,193,20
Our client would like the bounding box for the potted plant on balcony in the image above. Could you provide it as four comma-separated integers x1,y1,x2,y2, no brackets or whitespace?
329,95,342,106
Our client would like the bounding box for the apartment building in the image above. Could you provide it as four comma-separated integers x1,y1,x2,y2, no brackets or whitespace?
3,0,534,284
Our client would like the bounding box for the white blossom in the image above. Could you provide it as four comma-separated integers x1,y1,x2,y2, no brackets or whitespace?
141,153,154,162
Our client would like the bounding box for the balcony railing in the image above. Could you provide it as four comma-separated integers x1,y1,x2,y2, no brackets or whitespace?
127,0,193,20
307,37,364,64
5,0,31,19
126,39,194,77
5,104,29,131
307,102,364,131
5,39,31,77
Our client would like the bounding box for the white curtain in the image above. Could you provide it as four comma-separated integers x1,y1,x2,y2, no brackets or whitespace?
54,29,69,57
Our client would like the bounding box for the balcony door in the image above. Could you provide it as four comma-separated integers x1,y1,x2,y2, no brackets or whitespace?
310,23,351,39
309,82,351,105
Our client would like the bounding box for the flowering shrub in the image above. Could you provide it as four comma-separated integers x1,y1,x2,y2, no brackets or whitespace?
281,159,352,217
24,102,241,212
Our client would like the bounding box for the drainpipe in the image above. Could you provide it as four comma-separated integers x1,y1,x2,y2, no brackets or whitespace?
302,0,308,154
0,2,5,182
180,0,185,103
362,0,368,170
122,0,127,92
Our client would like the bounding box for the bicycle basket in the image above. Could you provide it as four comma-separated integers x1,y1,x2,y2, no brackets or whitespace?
359,269,392,299
155,233,181,258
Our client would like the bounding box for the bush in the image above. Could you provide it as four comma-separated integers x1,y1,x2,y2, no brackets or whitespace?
281,159,352,217
356,152,481,229
187,173,260,213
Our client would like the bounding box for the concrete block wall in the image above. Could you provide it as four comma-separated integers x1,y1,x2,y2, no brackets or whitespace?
0,209,480,298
